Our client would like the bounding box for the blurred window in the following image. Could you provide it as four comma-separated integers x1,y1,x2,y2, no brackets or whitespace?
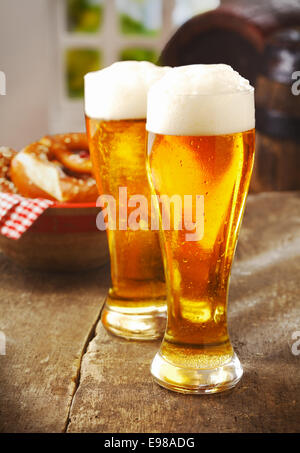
173,0,220,26
67,0,104,33
52,0,219,132
66,48,101,98
117,0,162,37
120,47,158,63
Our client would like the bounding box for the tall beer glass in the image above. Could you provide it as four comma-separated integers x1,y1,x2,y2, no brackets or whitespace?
85,62,169,340
147,64,255,393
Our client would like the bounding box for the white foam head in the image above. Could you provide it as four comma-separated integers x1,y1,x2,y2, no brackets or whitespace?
85,61,170,120
146,64,255,136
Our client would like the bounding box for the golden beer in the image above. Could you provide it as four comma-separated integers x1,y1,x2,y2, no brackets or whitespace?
87,118,165,302
147,64,255,393
148,131,255,364
85,62,169,340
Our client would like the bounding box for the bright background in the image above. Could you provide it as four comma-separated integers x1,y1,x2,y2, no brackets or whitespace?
0,0,219,150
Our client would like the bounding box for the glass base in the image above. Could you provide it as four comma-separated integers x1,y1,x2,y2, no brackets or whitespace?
151,351,243,394
101,298,167,341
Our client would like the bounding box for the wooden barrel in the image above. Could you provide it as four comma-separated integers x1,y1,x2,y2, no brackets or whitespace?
251,28,300,191
160,0,300,192
160,0,300,86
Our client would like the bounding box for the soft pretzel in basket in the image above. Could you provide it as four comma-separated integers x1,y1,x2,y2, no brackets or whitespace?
10,133,98,203
0,146,18,194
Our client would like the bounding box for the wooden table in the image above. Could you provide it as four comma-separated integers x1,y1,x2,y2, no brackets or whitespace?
0,192,299,433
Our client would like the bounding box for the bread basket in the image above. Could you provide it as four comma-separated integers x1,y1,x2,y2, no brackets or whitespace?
0,201,109,272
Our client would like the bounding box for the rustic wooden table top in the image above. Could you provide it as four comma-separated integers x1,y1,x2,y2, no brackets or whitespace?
0,192,299,433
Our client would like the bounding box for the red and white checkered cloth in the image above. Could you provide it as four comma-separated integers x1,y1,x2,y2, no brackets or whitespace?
0,193,53,240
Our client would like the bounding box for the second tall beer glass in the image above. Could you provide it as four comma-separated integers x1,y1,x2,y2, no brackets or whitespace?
147,65,255,393
85,62,168,340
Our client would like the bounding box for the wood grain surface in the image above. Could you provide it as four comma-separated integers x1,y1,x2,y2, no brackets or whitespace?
0,261,109,432
1,192,300,433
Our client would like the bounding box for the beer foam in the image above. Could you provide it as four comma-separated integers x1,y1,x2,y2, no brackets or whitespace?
146,64,255,136
85,61,170,120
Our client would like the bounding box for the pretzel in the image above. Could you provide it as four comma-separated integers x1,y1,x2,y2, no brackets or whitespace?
40,133,93,175
10,135,98,203
0,147,18,194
